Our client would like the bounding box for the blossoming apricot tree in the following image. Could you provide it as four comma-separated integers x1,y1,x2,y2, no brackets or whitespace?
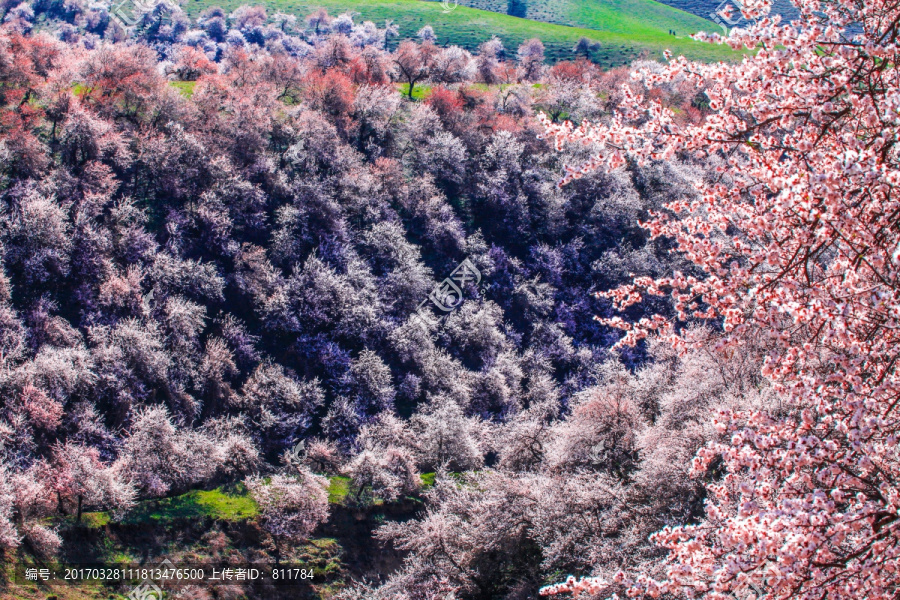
539,0,900,597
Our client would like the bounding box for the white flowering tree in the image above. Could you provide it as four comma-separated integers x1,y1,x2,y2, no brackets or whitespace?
245,469,329,562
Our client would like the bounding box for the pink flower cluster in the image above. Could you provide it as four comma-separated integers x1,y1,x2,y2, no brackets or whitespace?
539,575,608,596
541,0,900,597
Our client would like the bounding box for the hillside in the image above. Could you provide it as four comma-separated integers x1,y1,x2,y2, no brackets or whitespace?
454,0,800,34
1,482,407,600
181,0,739,65
0,17,720,599
450,0,718,37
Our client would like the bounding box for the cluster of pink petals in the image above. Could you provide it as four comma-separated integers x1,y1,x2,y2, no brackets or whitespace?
540,575,609,596
541,0,900,597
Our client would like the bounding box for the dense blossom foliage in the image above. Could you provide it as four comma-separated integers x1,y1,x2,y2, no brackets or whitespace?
8,0,868,597
338,336,772,598
0,4,711,580
537,0,900,597
245,468,329,557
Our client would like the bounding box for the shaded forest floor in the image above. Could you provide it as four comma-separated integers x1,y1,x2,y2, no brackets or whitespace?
0,478,430,600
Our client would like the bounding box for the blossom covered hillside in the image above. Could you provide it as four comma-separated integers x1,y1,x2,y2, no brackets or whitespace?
2,0,895,596
0,8,721,599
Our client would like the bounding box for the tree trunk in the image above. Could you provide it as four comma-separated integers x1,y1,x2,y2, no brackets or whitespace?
76,495,83,524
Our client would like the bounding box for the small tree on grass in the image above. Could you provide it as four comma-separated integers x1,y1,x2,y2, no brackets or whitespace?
516,38,545,82
302,438,342,475
246,469,329,563
476,37,505,84
9,462,60,556
573,37,600,60
393,40,437,100
51,442,136,523
345,446,419,507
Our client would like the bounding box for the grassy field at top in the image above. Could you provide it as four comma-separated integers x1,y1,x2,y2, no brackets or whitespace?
182,0,739,66
456,0,800,32
455,0,720,37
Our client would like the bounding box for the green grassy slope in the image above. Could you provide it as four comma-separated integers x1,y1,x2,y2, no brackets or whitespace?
0,475,472,599
455,0,718,37
182,0,737,66
459,0,801,33
120,486,259,524
0,482,380,600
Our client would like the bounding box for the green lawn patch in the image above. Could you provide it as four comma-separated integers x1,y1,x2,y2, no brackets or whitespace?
327,476,351,504
420,472,436,489
123,485,258,524
79,511,111,529
397,82,433,100
170,80,197,99
296,538,344,578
